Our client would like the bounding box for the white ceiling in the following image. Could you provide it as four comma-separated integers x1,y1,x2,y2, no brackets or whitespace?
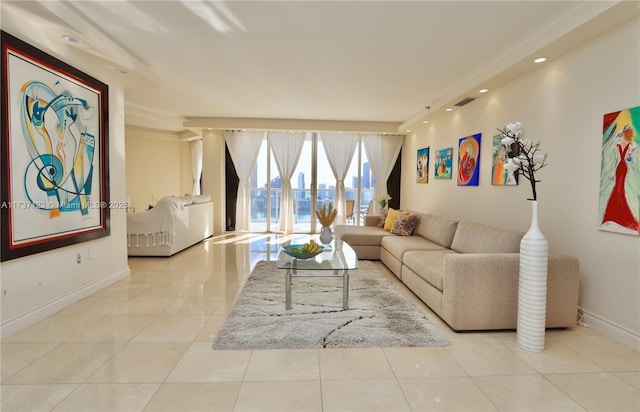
2,1,637,133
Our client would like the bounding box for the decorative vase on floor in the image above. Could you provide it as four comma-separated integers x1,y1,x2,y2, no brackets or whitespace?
320,226,333,245
516,200,549,352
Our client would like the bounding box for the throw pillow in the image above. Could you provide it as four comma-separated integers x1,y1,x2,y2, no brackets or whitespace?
384,208,409,231
391,213,421,236
377,208,389,228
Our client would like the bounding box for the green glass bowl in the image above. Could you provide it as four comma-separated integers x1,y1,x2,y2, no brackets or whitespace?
282,244,324,259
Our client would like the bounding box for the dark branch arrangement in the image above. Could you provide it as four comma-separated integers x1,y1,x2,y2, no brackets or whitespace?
497,122,548,201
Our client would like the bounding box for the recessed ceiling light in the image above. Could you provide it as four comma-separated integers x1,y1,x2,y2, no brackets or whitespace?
406,129,412,133
445,108,453,112
534,57,547,64
61,35,82,45
479,88,488,93
422,120,429,124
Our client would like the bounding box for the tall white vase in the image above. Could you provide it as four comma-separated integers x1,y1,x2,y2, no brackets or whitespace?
516,200,549,352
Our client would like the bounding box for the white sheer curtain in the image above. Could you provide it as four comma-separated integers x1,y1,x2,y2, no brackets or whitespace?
319,132,359,225
223,130,265,231
363,133,404,201
269,131,306,233
190,138,203,195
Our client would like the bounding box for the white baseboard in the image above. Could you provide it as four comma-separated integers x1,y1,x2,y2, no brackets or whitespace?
1,266,131,338
580,307,640,351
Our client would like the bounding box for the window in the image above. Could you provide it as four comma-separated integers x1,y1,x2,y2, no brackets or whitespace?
248,133,372,232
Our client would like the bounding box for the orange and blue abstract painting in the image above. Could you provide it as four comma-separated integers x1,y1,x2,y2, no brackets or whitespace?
458,133,481,186
599,106,639,236
416,147,429,184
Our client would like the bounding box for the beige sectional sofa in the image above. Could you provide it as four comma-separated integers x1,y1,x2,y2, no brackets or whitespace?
335,212,580,331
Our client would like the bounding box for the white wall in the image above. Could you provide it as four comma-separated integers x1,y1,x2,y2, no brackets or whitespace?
125,129,207,219
124,127,183,212
401,19,640,349
1,77,130,337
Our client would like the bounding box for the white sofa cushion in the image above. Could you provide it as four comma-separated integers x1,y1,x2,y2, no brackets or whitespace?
192,194,212,204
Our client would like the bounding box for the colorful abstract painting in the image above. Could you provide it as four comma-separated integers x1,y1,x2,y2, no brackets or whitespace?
457,133,481,186
1,32,110,261
434,147,453,180
599,106,640,236
416,147,429,184
491,133,518,186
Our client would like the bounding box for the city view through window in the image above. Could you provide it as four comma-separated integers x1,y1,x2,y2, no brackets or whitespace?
249,136,375,232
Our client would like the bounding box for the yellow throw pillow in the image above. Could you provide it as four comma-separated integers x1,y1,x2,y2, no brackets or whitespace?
384,208,409,231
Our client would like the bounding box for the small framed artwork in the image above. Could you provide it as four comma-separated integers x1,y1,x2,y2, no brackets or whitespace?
457,133,481,186
1,31,110,261
434,147,453,180
491,133,518,185
416,147,429,184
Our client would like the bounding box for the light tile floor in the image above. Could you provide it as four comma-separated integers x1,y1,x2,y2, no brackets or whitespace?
2,233,639,411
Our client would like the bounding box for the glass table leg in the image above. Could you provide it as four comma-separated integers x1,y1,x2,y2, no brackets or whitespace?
286,268,292,310
343,270,349,310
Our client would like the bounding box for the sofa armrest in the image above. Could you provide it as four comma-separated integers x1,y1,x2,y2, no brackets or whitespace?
545,254,580,327
442,253,520,330
365,215,381,226
441,253,579,330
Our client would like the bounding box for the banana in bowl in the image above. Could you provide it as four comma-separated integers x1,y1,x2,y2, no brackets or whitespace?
282,240,324,259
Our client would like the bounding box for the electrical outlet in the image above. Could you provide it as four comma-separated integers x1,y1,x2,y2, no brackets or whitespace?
76,253,81,264
88,247,96,260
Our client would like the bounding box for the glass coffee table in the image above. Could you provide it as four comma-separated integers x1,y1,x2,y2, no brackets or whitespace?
276,239,358,310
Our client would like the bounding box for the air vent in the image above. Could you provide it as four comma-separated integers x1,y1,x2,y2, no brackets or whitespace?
454,97,476,107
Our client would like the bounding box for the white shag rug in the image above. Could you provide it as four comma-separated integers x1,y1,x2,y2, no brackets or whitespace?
212,260,450,349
